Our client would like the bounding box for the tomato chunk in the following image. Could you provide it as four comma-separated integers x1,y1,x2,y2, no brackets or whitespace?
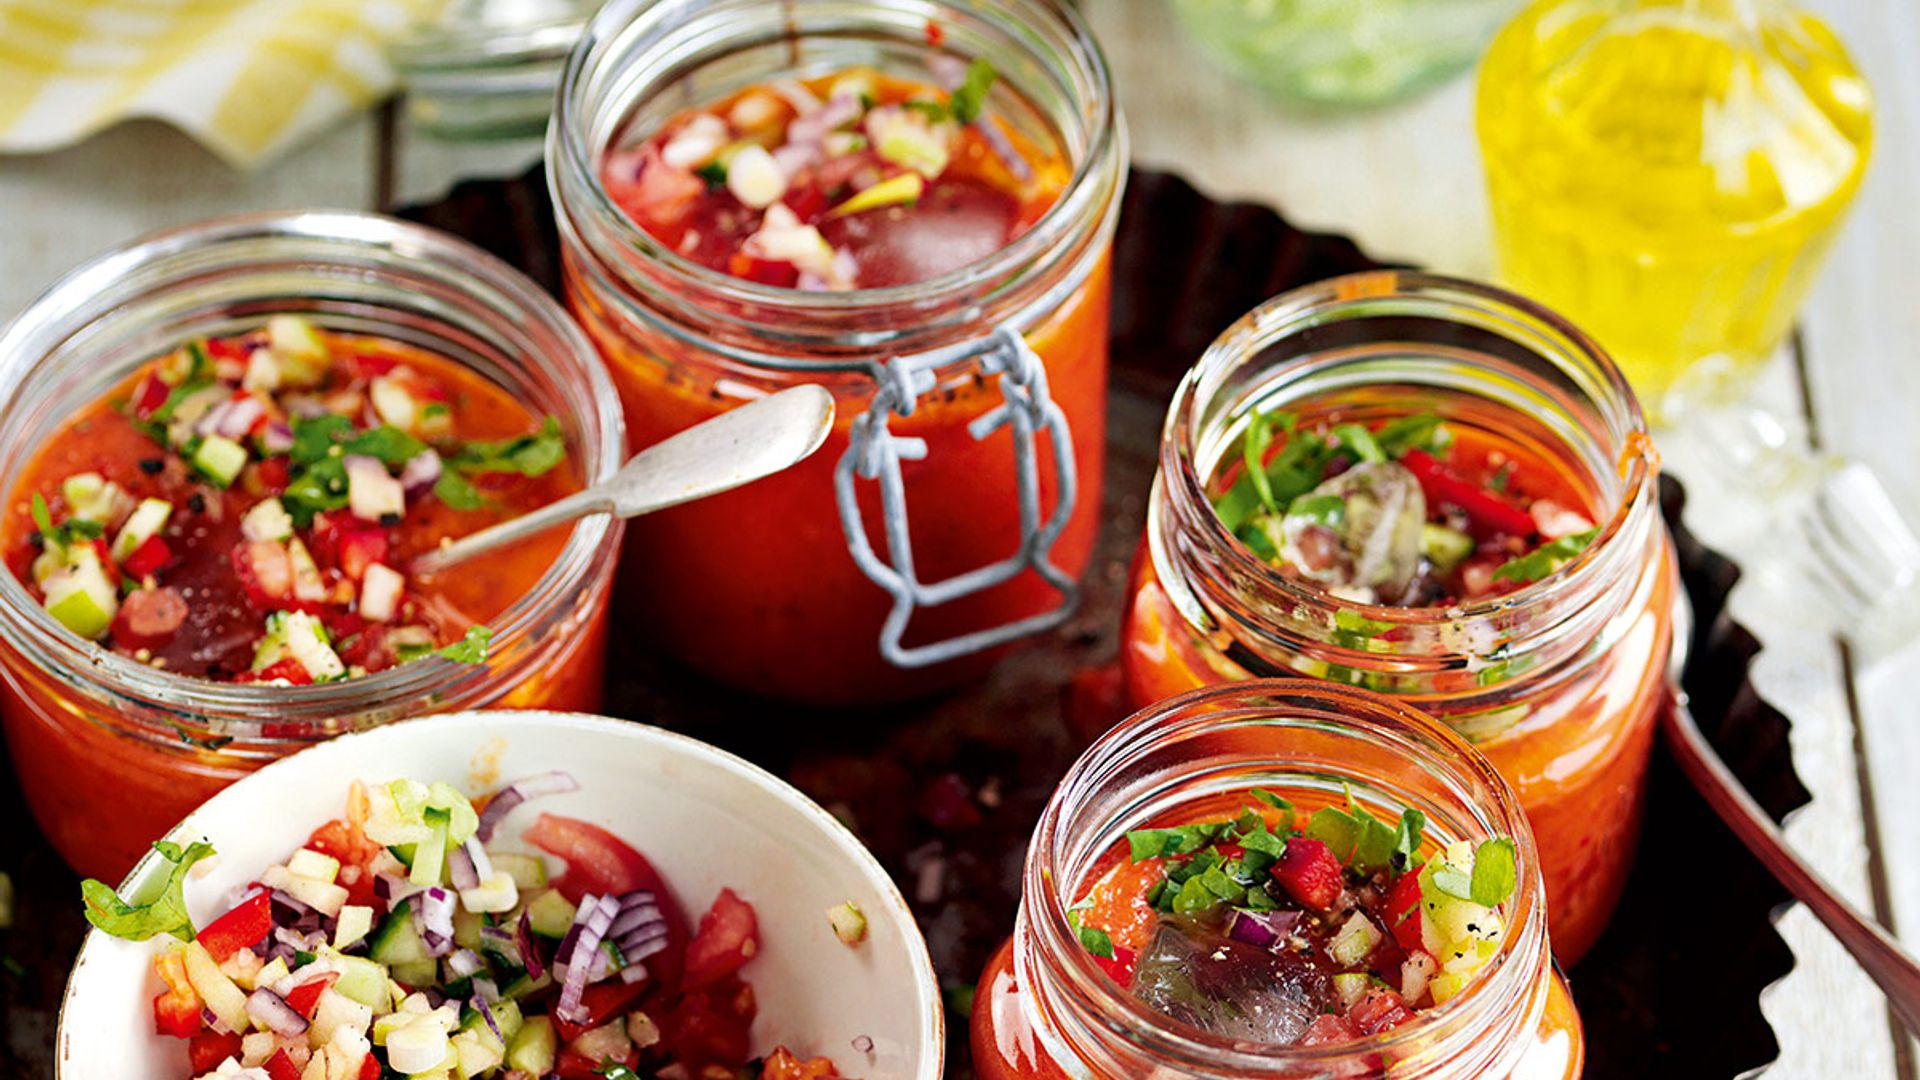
196,889,271,961
762,1047,845,1080
1384,872,1424,952
522,813,690,989
187,1030,243,1073
1272,837,1344,912
1348,987,1416,1035
264,1051,302,1080
683,887,759,990
552,979,649,1045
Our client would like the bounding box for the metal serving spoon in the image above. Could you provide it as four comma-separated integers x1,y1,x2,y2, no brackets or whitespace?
411,385,835,576
1664,594,1920,1035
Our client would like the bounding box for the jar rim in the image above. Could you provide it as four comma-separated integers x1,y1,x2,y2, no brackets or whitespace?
1022,679,1551,1074
0,210,625,726
549,0,1121,318
1163,270,1657,631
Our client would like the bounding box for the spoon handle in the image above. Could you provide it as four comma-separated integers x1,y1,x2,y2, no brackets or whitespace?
1663,690,1920,1035
411,488,612,577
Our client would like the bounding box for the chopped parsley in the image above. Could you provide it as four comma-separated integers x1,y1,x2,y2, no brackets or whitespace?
30,494,104,549
1492,527,1600,584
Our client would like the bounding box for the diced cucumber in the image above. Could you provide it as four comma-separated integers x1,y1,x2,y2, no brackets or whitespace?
110,498,172,563
1420,523,1475,571
331,953,392,1012
424,783,480,846
335,905,374,950
287,537,327,602
1333,972,1372,1008
1327,911,1382,967
65,474,129,524
452,904,484,951
279,610,344,681
241,497,294,543
182,941,249,1033
289,847,342,883
522,888,576,938
410,807,451,887
505,1016,556,1074
499,971,551,1002
463,997,521,1044
452,1028,504,1078
459,873,518,915
311,987,375,1044
488,852,547,890
191,435,249,488
267,315,330,388
389,959,440,988
43,546,117,639
368,900,433,967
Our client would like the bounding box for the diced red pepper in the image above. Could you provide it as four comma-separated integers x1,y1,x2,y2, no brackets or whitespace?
204,337,250,364
347,351,399,379
683,887,759,991
1384,873,1424,952
1090,943,1138,988
336,529,389,582
90,538,120,587
662,977,755,1069
358,1051,382,1080
197,889,272,961
283,971,341,1018
187,1030,244,1073
152,951,203,1038
233,657,313,686
782,184,828,223
264,1050,302,1080
131,374,171,420
121,534,173,579
1273,837,1344,912
727,252,801,288
1400,449,1536,540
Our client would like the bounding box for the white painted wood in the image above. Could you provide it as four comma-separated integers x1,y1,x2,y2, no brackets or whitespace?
0,117,377,322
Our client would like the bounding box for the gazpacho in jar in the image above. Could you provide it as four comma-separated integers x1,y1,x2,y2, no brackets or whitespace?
0,213,623,881
972,681,1582,1079
1123,273,1674,963
552,0,1125,703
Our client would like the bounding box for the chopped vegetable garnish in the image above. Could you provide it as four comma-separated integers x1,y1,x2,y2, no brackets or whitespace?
80,839,215,942
826,900,868,946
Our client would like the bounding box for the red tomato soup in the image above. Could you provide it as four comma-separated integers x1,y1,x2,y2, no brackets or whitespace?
551,0,1124,703
972,683,1583,1080
0,214,623,881
1121,274,1672,965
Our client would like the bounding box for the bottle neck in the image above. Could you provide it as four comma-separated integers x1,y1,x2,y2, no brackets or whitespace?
1013,682,1556,1078
1148,271,1661,711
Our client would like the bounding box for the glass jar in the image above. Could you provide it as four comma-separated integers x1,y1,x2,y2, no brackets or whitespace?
1477,0,1872,415
972,680,1583,1079
549,0,1126,704
1173,0,1523,108
1121,272,1674,963
0,212,625,880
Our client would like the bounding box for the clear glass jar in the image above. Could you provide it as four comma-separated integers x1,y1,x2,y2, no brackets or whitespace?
1121,272,1675,963
0,212,625,880
549,0,1127,704
1173,0,1523,108
971,680,1584,1079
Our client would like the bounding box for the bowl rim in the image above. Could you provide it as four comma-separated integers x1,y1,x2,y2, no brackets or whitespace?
56,708,947,1079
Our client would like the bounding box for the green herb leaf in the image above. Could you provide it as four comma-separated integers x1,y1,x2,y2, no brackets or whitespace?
1251,788,1292,813
1488,462,1513,493
1077,923,1115,960
450,417,568,479
1198,864,1245,900
1471,837,1518,907
30,493,54,540
1428,863,1474,902
1285,493,1345,530
431,469,487,511
1241,887,1280,912
30,494,105,549
1243,410,1281,514
1492,527,1600,585
1391,809,1427,870
289,414,355,465
1374,413,1452,459
433,626,492,665
1233,518,1280,562
948,57,997,125
280,458,348,527
342,426,427,469
597,1065,643,1080
79,839,215,942
694,161,727,187
1305,807,1360,862
1171,875,1222,915
1332,423,1385,464
1125,822,1225,863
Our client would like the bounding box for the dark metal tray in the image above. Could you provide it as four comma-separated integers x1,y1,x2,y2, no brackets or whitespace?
0,168,1808,1077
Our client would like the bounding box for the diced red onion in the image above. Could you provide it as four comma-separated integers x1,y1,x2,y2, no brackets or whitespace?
472,976,500,1004
974,116,1033,182
474,771,579,841
478,924,521,965
1227,909,1303,950
773,141,822,180
618,924,670,963
344,454,405,521
853,1034,875,1053
929,53,969,90
447,844,479,891
608,892,660,937
219,396,265,438
463,837,495,884
246,987,308,1037
399,449,442,496
475,996,504,1041
516,910,545,981
415,887,456,958
445,948,484,979
586,941,616,981
770,78,822,116
376,873,423,907
201,1006,230,1035
556,894,620,1023
274,926,324,953
619,964,650,985
260,420,296,454
789,94,862,146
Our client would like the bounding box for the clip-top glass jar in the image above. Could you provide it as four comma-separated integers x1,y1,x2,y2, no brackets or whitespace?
972,681,1583,1079
0,212,624,880
1122,273,1675,963
551,0,1126,704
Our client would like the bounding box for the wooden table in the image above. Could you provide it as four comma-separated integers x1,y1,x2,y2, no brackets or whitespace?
1,1,1914,1075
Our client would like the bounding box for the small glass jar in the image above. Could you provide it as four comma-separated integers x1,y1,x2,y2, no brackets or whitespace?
549,0,1127,704
0,212,625,880
971,680,1584,1079
1122,272,1675,963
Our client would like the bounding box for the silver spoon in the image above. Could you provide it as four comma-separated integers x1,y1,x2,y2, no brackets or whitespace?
1664,594,1920,1035
411,385,835,576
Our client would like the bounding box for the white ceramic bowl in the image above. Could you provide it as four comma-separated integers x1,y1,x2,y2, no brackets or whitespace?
57,710,943,1078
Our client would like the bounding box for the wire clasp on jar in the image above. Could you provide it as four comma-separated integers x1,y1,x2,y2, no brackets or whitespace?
835,326,1079,668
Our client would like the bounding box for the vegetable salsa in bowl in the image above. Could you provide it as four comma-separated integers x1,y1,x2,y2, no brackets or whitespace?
57,710,942,1079
0,212,624,881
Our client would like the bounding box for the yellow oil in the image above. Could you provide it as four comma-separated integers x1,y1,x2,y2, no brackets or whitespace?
1476,0,1872,415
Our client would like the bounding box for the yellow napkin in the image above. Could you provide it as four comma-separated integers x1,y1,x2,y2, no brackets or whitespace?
0,0,439,168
